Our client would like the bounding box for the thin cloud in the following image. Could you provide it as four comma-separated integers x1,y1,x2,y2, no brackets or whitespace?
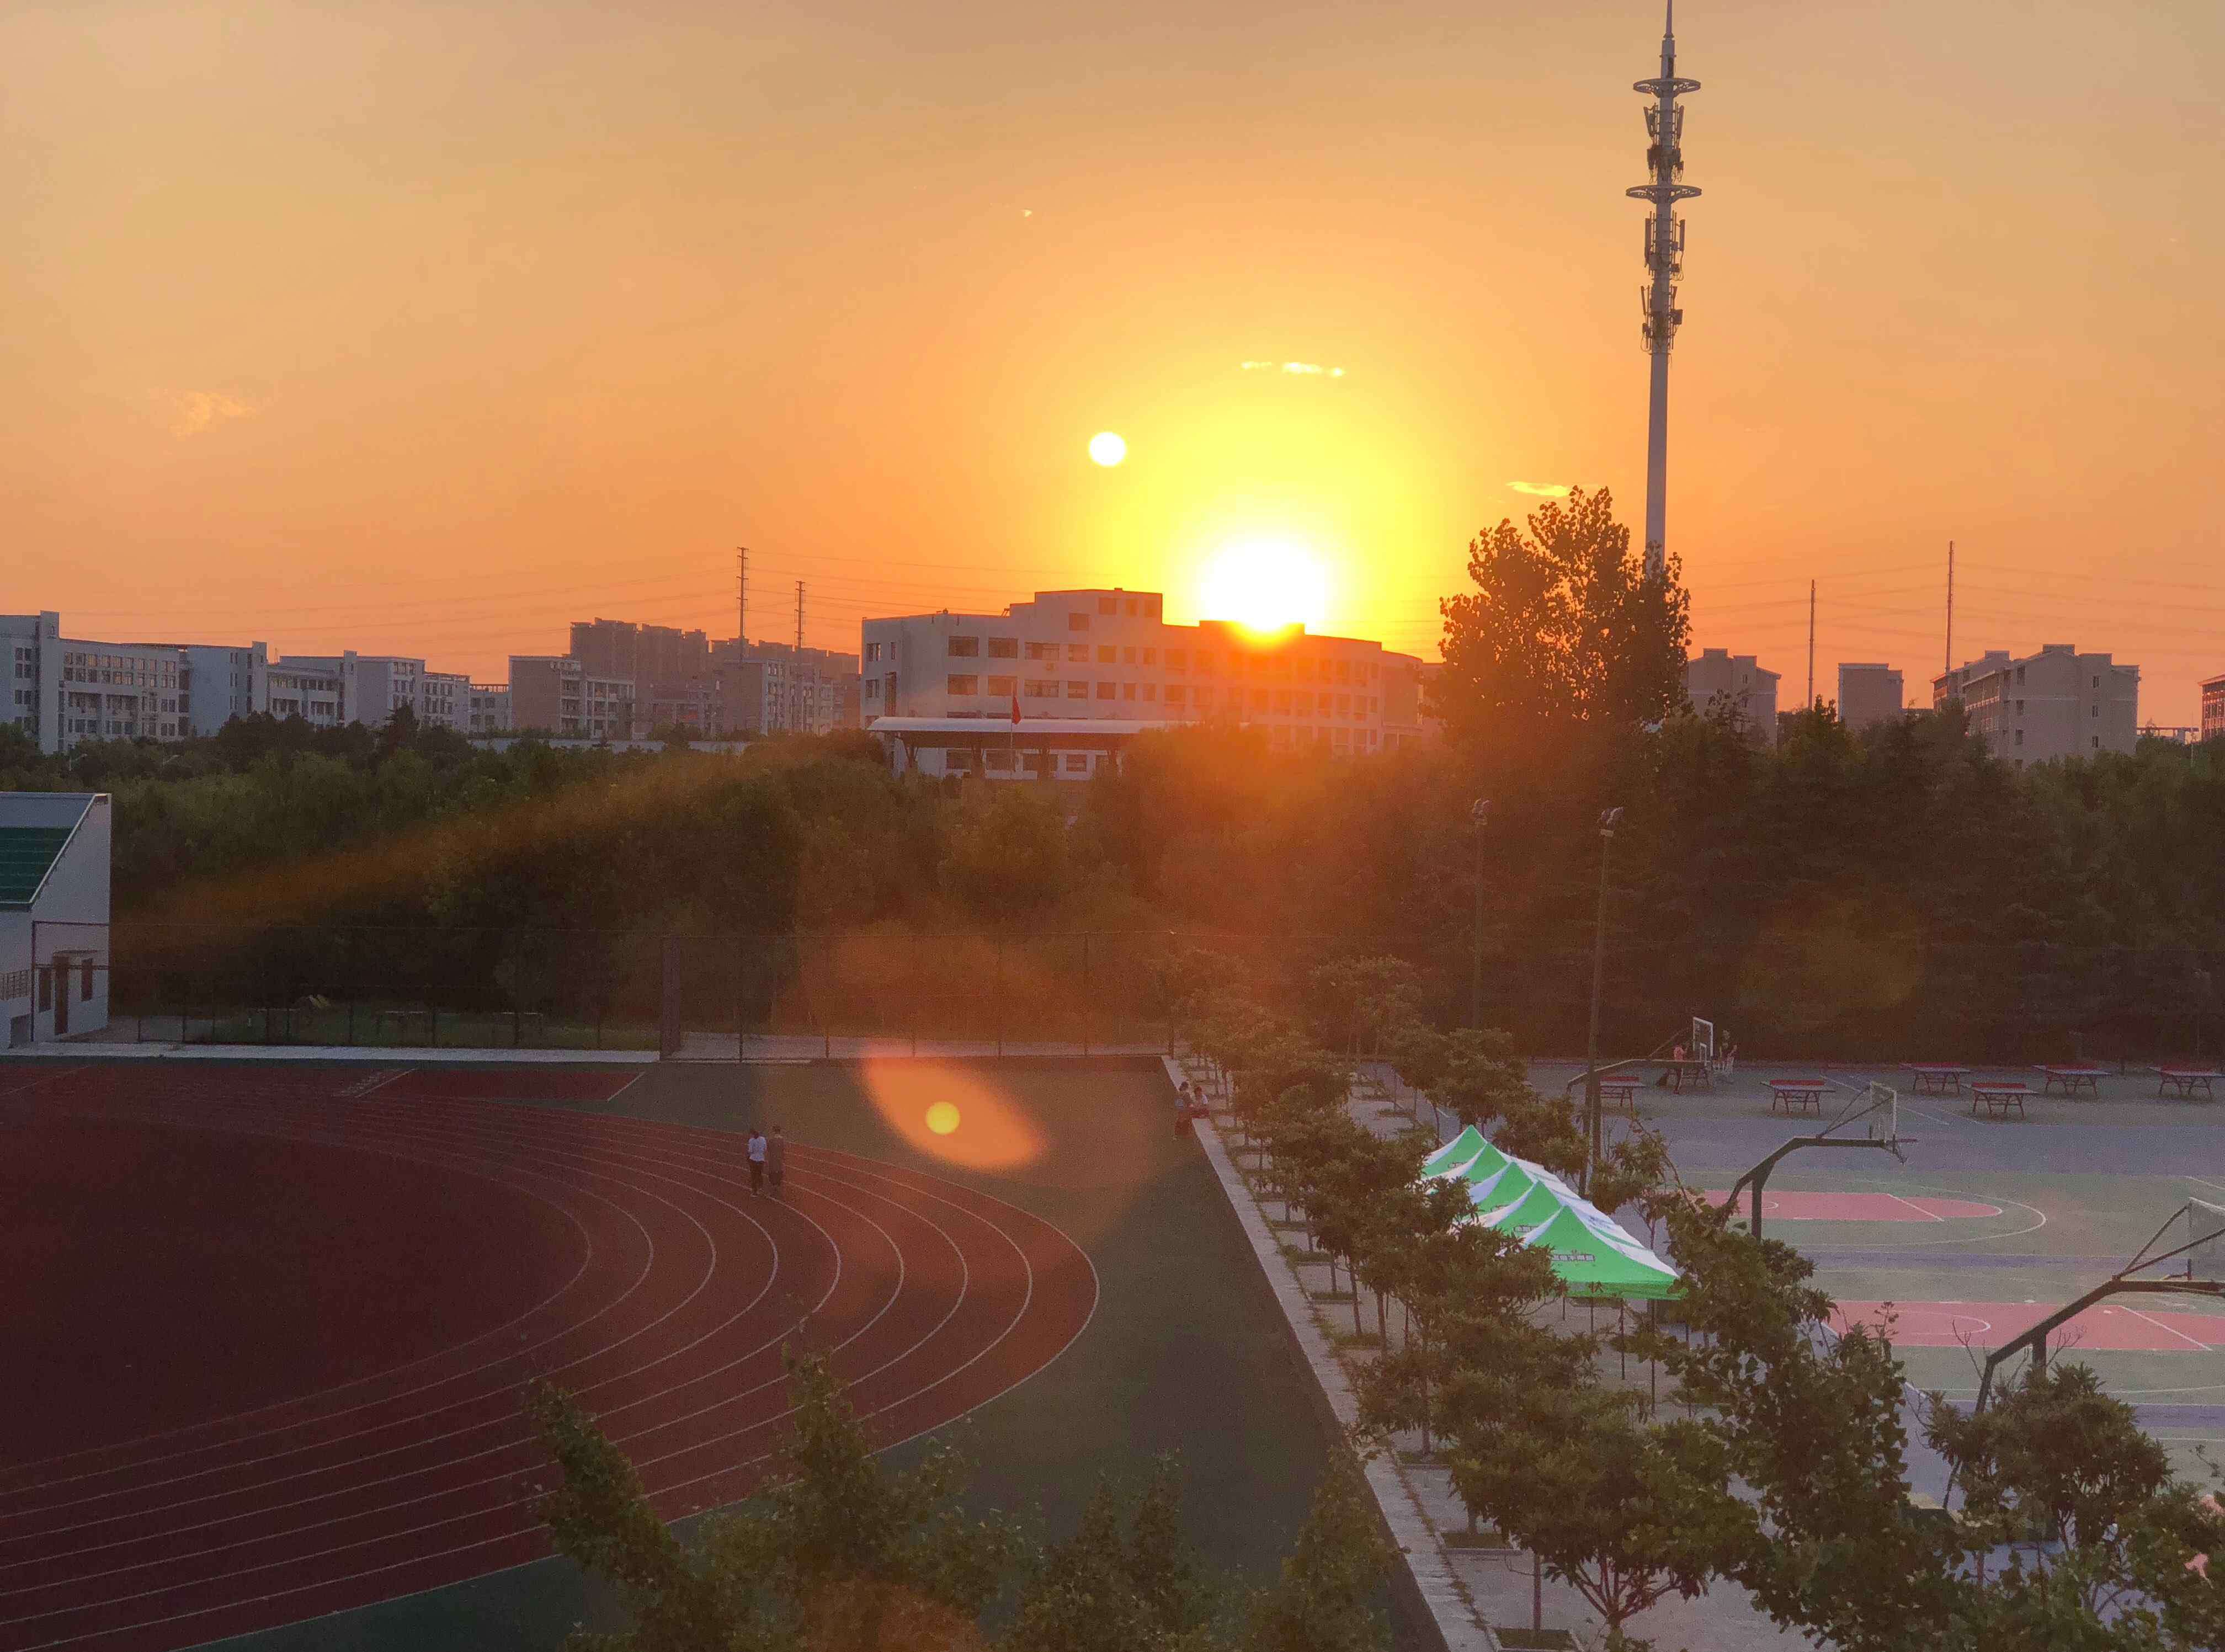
164,390,262,438
1507,481,1571,498
1241,360,1346,379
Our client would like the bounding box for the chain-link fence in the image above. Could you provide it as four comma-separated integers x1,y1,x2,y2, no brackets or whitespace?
20,923,2221,1064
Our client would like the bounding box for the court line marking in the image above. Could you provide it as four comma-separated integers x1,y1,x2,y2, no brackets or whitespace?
1881,1192,1947,1223
2115,1304,2217,1352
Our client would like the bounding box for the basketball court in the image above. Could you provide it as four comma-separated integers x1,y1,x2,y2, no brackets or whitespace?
1537,1046,2225,1478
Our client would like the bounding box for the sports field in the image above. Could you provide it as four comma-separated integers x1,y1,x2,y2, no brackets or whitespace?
0,1057,1336,1652
1535,1059,2225,1484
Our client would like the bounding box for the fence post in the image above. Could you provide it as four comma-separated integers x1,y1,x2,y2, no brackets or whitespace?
736,934,746,1064
1081,934,1090,1058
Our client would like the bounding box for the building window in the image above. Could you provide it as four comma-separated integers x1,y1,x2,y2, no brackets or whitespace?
1196,653,1214,674
1141,683,1156,701
1062,753,1088,773
1096,646,1116,663
987,675,1016,697
2015,729,2022,746
948,674,978,695
1165,648,1185,670
1069,613,1089,631
1026,680,1059,698
948,637,979,658
1122,683,1136,700
1144,595,1161,617
988,637,1018,658
1167,684,1185,705
1066,643,1088,662
1098,596,1117,615
1096,681,1116,700
1122,647,1137,664
1026,641,1056,660
2092,736,2100,749
1066,681,1088,699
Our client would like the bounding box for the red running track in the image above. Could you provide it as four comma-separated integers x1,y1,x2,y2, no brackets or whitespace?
0,1064,1097,1652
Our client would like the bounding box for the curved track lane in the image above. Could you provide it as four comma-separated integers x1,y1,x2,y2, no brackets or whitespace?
0,1067,1098,1651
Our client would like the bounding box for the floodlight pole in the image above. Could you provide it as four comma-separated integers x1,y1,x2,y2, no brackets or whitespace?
1584,807,1623,1193
1469,798,1491,1027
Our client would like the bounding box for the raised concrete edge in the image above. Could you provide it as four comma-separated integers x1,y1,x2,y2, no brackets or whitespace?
0,1044,660,1064
1162,1057,1492,1652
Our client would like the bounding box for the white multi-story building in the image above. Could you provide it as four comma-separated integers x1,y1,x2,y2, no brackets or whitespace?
1934,644,2140,766
420,670,469,731
1686,648,1780,745
3,611,193,751
508,656,634,739
1836,662,1904,733
2201,672,2224,744
179,643,270,737
860,587,1422,776
1,791,110,1046
469,684,512,734
266,662,344,726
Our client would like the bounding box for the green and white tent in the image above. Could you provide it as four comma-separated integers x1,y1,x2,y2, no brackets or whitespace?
1421,1126,1487,1177
1518,1206,1681,1300
1463,1159,1538,1214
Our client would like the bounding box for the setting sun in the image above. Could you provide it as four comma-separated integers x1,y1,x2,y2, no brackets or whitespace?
1197,539,1332,633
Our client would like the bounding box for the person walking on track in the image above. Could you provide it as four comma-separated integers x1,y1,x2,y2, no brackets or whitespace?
746,1127,768,1196
766,1125,787,1200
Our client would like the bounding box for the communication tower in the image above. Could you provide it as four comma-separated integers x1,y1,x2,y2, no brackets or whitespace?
1628,1,1701,580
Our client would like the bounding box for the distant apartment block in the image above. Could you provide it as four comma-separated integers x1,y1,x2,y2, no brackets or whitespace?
1835,663,1904,732
468,685,512,734
6,611,242,754
1933,644,2139,766
859,587,1427,777
2203,672,2225,743
266,663,343,726
1686,648,1780,745
571,619,711,688
509,656,635,739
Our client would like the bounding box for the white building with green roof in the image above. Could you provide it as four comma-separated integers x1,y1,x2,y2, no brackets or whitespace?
1,793,110,1048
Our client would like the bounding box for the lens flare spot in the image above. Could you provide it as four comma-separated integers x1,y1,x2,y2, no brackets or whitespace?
861,1062,1047,1172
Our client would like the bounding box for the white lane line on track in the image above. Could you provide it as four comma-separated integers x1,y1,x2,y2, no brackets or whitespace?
0,1105,811,1531
3,1144,1066,1650
0,1105,1069,1633
2115,1304,2217,1352
1881,1192,1947,1223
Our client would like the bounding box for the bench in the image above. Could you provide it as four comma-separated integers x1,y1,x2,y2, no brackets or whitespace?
1768,1079,1827,1115
1662,1058,1711,1094
2154,1067,2220,1101
1904,1063,1971,1095
2037,1064,2107,1097
1598,1077,1639,1114
1971,1081,2031,1120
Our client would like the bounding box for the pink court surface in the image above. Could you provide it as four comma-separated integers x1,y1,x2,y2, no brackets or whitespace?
1834,1301,2225,1352
1701,1191,2003,1222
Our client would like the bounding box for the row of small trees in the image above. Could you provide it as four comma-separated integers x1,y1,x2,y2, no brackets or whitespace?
526,1352,1393,1652
1178,974,2225,1651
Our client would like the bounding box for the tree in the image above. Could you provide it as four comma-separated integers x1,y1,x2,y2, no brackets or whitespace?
527,1350,1019,1651
1431,487,1690,763
943,783,1072,914
1448,1380,1744,1651
1241,1453,1392,1652
1004,1458,1222,1652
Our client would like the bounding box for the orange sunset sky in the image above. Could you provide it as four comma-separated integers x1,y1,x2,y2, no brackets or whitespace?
4,2,2220,720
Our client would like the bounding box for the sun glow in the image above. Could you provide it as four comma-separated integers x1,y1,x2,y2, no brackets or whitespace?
1196,539,1331,633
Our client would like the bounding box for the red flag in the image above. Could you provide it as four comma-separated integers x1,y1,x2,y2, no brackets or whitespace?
1011,688,1022,726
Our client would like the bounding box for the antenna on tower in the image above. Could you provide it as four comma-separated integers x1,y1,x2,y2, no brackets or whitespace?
1808,579,1816,711
1945,541,1955,678
736,547,748,658
1629,0,1701,581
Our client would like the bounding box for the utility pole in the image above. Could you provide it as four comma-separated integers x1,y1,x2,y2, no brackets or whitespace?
1807,579,1816,710
1945,541,1955,678
1584,807,1625,1193
1629,0,1701,579
794,580,806,734
736,547,747,656
1469,799,1491,1027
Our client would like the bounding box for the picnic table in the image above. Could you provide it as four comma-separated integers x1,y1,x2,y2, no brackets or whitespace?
2153,1066,2221,1101
2037,1064,2108,1097
1904,1063,1972,1095
1970,1080,2032,1120
1768,1078,1827,1116
1662,1057,1712,1094
1598,1076,1639,1113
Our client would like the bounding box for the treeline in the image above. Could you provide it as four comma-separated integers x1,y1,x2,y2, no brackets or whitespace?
1180,990,2225,1650
9,482,2225,1056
